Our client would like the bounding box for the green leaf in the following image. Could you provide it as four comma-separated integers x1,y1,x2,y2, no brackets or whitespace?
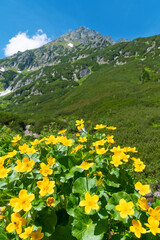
35,208,57,234
72,177,97,195
0,227,9,240
66,193,84,218
52,224,76,240
72,216,105,240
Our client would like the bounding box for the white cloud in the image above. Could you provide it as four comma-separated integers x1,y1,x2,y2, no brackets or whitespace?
4,30,51,57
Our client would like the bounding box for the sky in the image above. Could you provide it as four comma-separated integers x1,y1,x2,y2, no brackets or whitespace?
0,0,160,58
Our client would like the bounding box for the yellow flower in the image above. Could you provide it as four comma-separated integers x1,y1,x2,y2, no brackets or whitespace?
148,207,160,221
77,124,84,131
58,129,67,134
30,228,44,240
37,177,55,196
0,155,8,165
78,136,87,143
135,182,151,196
47,156,55,166
46,197,55,206
21,157,35,172
11,135,22,143
110,155,123,167
19,226,33,239
121,153,130,162
76,162,94,170
19,144,29,154
58,136,73,146
45,135,58,145
138,197,149,211
14,160,23,172
134,159,146,172
115,198,134,218
79,192,99,214
14,158,35,173
76,133,80,137
40,137,46,142
0,215,5,220
96,147,107,155
96,171,103,177
6,213,27,234
107,126,116,130
130,219,146,238
40,163,53,176
26,146,37,155
10,189,35,212
7,150,17,158
93,139,106,147
106,135,115,144
0,165,11,178
71,144,84,154
76,119,84,126
89,150,95,154
111,146,124,155
145,216,160,236
94,124,106,130
124,147,137,153
30,139,40,145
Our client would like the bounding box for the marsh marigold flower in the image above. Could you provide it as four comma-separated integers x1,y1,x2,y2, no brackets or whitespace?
96,147,107,155
115,198,134,218
19,226,33,239
78,136,87,143
130,219,146,238
106,135,115,144
93,139,106,147
138,197,149,211
76,119,84,126
30,139,40,146
135,182,151,196
79,192,99,214
6,213,27,234
94,124,106,130
30,228,44,240
71,144,84,154
0,165,11,178
110,156,123,167
10,189,35,212
134,159,146,172
58,129,67,135
107,126,116,130
11,135,22,143
45,135,58,145
148,206,160,221
19,144,29,154
58,136,73,146
25,146,37,155
37,177,55,196
40,163,53,176
76,162,94,170
47,156,55,166
7,150,17,158
145,216,160,236
47,197,55,206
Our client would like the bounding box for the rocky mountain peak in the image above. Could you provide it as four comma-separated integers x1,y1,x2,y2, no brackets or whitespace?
54,26,103,44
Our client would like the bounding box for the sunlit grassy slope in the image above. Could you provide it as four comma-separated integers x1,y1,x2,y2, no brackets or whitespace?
2,59,160,184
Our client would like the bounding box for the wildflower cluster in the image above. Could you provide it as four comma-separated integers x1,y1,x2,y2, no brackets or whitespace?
0,120,160,240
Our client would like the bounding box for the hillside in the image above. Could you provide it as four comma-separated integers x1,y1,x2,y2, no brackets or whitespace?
0,26,160,184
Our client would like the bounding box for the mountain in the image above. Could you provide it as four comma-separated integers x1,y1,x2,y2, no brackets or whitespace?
1,26,160,183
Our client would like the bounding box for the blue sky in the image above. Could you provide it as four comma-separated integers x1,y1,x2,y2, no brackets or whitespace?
0,0,160,58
